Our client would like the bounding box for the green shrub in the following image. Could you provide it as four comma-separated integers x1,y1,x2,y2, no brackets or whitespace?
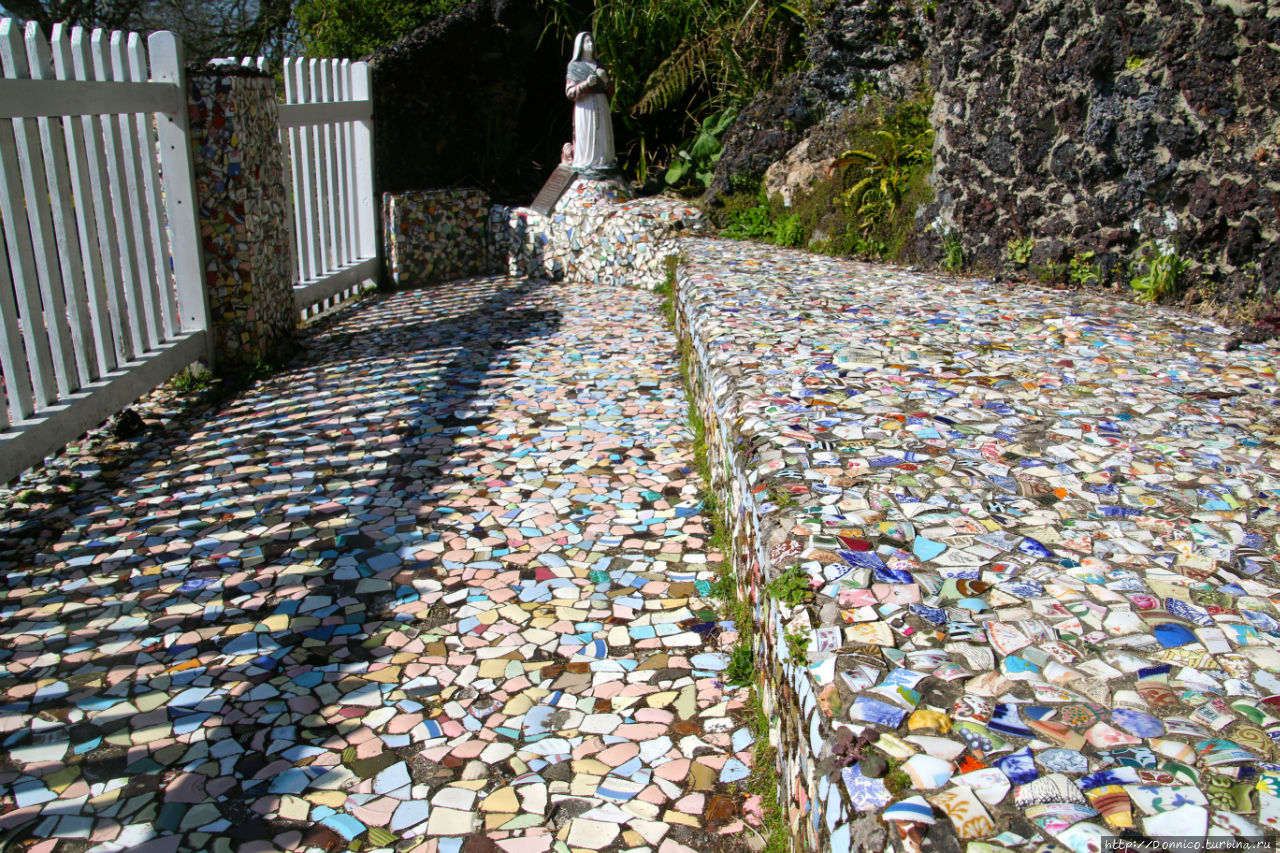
296,0,466,57
831,91,935,261
1036,259,1068,284
1004,236,1035,266
170,366,213,393
773,214,806,248
721,203,776,241
940,228,964,273
839,127,932,226
766,565,812,606
725,642,755,686
1069,251,1100,287
665,108,738,189
1129,240,1190,303
720,203,809,248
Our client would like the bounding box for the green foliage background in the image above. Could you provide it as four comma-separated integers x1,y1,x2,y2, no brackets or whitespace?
294,0,469,59
295,0,808,185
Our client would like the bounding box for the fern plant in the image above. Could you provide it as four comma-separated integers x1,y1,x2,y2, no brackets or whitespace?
633,0,806,115
836,127,933,236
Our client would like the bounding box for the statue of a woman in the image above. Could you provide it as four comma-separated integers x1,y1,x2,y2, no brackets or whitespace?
565,32,616,173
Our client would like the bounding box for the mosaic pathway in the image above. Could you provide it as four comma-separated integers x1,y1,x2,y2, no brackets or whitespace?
0,277,751,853
674,239,1280,852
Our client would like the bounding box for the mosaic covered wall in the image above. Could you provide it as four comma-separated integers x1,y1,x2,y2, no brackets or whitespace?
673,237,1280,851
382,189,494,287
490,177,708,290
188,67,296,372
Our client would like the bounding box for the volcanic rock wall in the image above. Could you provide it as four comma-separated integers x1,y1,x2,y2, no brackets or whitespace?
923,0,1280,302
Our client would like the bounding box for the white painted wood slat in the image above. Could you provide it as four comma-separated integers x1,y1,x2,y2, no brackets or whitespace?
52,26,115,376
0,25,57,412
91,28,147,360
276,98,371,129
312,59,335,277
128,33,177,339
350,61,375,263
0,78,181,119
297,61,323,282
323,60,347,271
70,26,131,367
109,30,161,352
0,227,32,426
148,31,209,345
336,60,356,268
1,20,77,400
25,22,96,389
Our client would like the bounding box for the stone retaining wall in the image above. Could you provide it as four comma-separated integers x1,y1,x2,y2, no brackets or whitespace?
923,0,1280,302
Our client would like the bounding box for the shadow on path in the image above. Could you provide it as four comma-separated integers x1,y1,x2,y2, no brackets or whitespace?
0,275,563,850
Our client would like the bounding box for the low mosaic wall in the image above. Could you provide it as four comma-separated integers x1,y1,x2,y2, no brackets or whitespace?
382,188,494,287
489,177,707,289
673,237,1280,852
188,67,295,371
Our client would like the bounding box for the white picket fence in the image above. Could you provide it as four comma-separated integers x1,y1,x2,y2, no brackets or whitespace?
1,32,380,484
0,20,207,485
279,57,377,319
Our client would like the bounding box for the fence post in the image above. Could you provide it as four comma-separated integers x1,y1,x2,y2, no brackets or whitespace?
351,61,376,270
147,30,213,366
185,61,295,372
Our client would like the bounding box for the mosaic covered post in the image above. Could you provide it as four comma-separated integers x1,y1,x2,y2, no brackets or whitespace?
187,65,296,372
381,189,494,287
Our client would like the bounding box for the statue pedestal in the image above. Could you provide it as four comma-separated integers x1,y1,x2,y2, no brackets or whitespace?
489,175,705,290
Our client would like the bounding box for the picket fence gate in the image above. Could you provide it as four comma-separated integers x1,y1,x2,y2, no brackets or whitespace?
279,57,378,318
0,26,379,484
0,20,207,485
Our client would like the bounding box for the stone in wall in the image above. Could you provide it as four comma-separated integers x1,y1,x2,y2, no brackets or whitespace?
921,0,1280,304
188,65,296,372
383,189,494,287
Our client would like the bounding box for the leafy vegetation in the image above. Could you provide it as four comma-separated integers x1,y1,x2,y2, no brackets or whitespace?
1004,235,1035,266
940,227,964,273
766,564,812,606
169,366,214,393
1070,251,1101,287
838,128,931,235
725,641,755,686
1036,259,1068,284
712,90,935,264
294,0,469,58
784,629,811,663
664,108,738,189
1129,240,1190,303
747,692,790,853
721,200,808,248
